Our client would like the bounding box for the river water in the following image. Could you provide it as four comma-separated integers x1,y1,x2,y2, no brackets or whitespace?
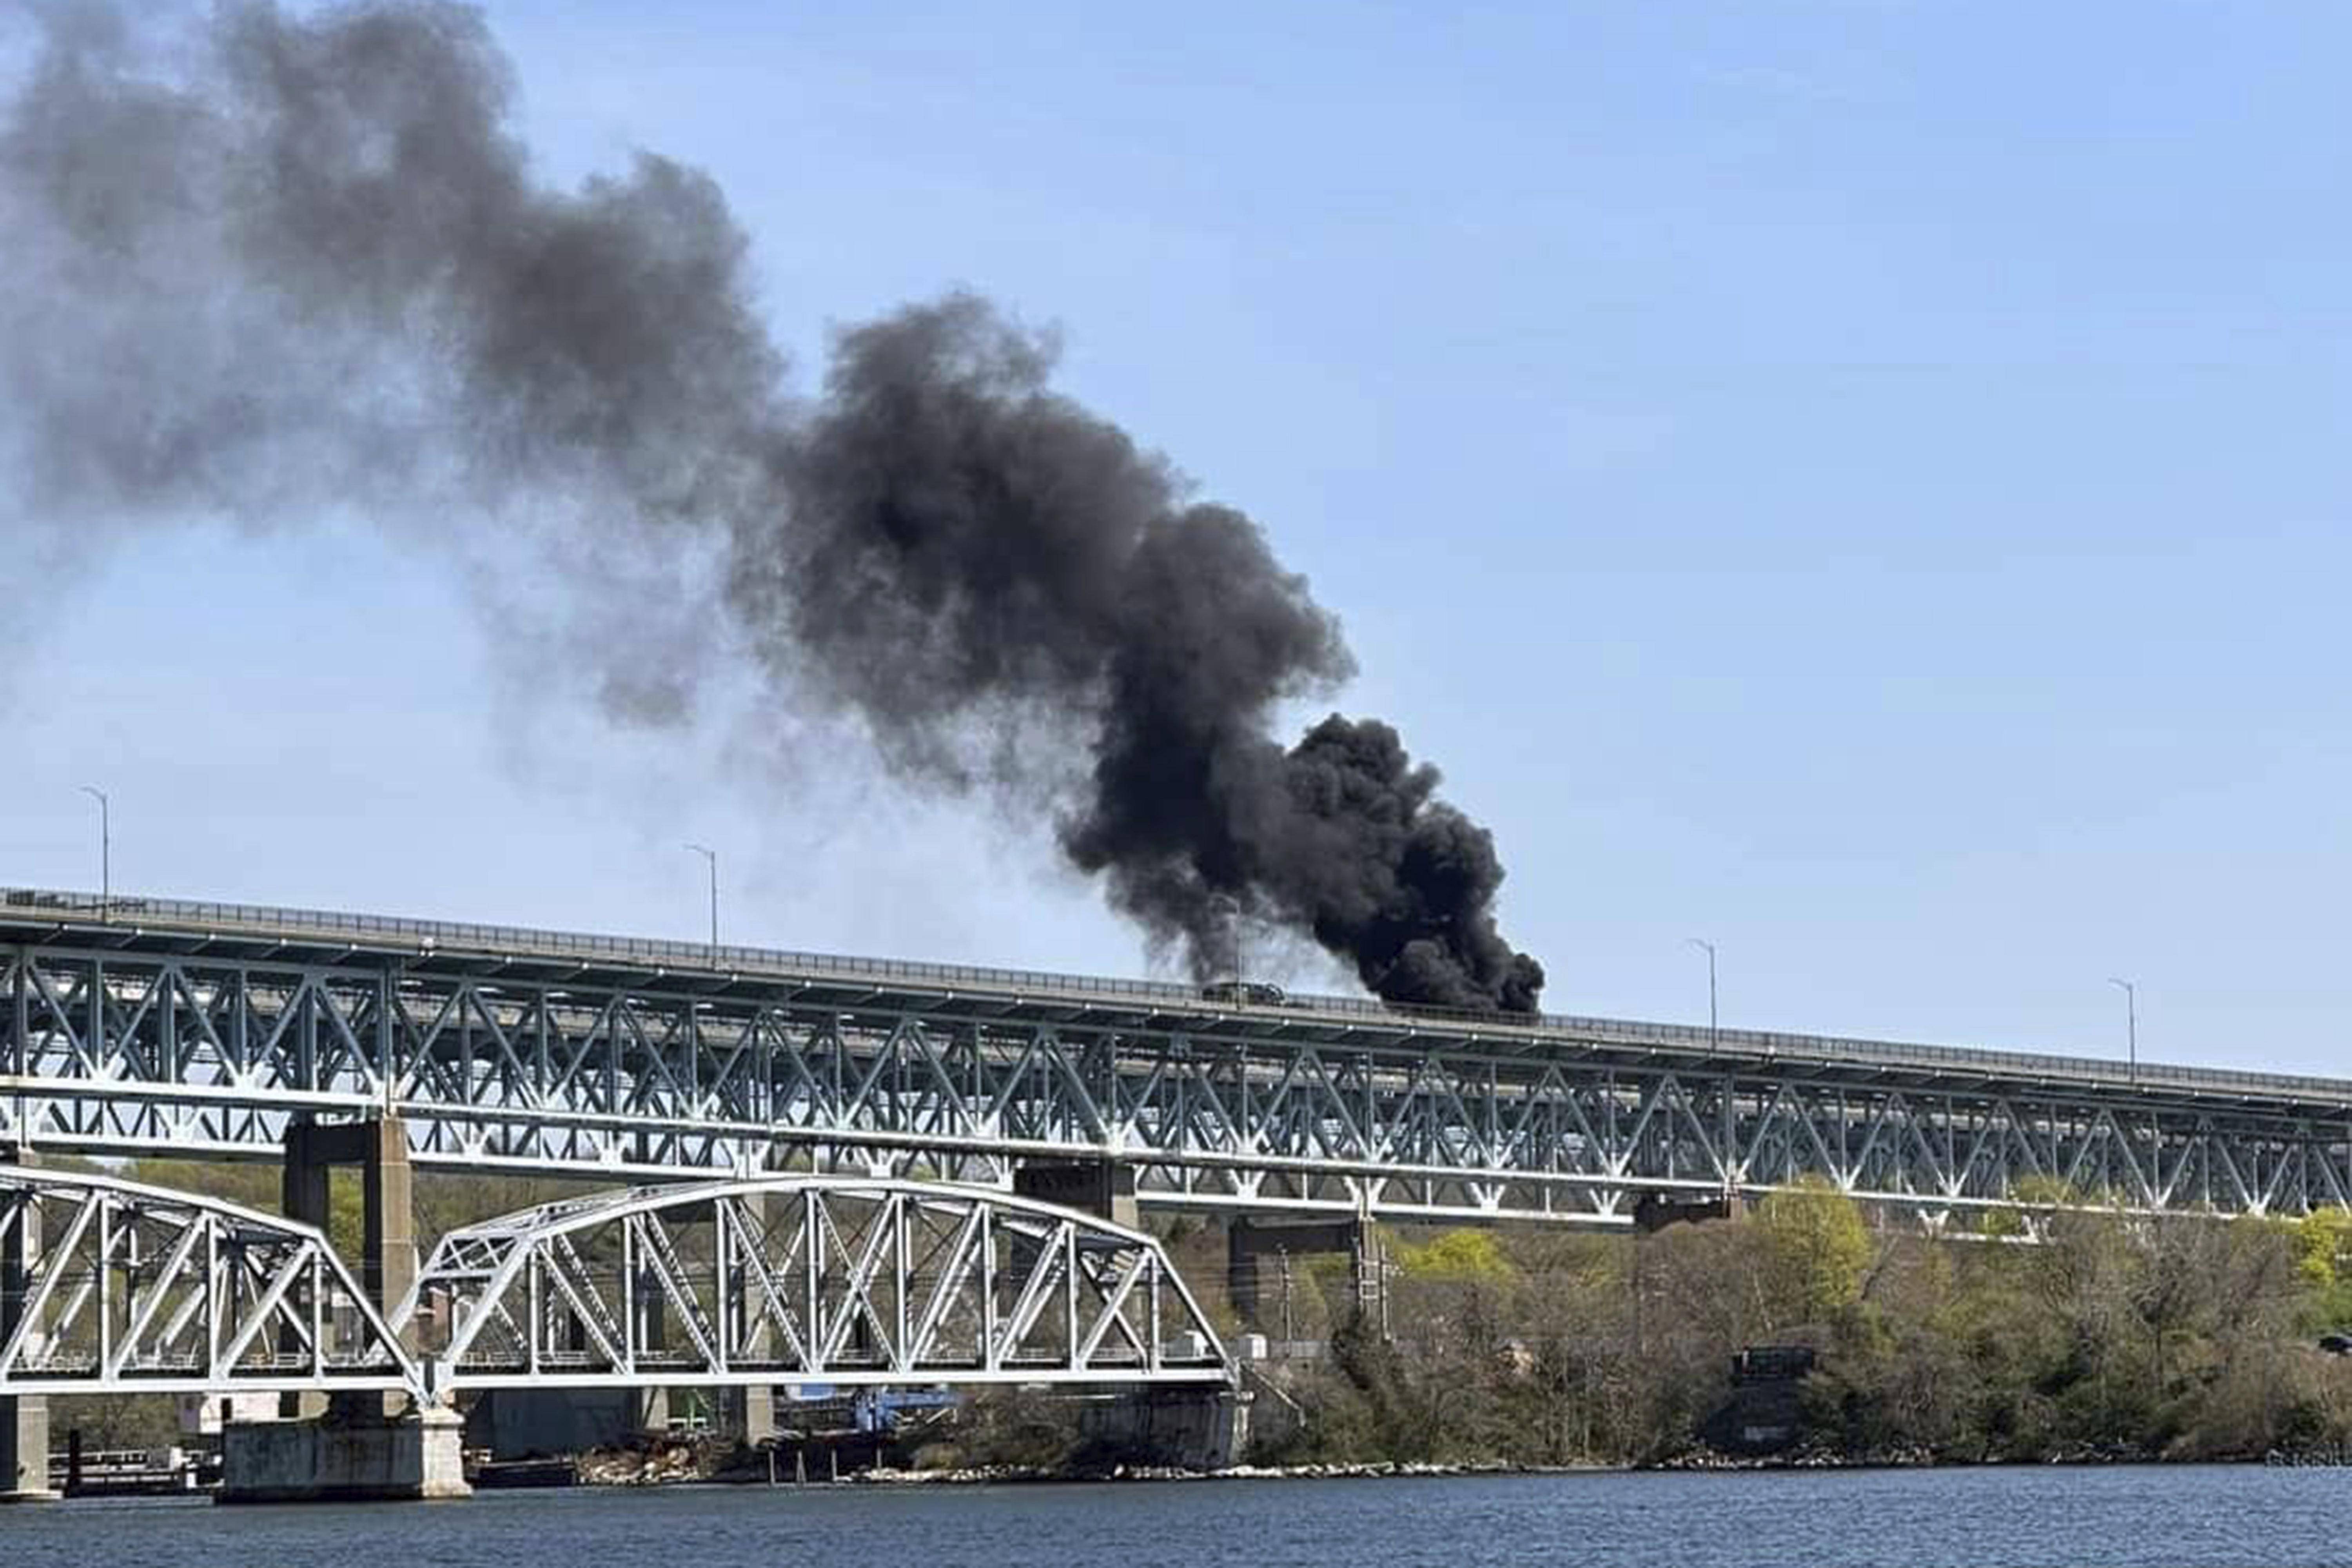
3,1467,2342,1567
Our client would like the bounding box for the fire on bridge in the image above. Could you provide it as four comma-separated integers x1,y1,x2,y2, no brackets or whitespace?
5,886,2351,1229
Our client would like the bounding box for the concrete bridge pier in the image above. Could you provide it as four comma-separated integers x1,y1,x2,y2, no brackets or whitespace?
217,1112,465,1502
1227,1216,1377,1331
1013,1158,1139,1229
217,1405,469,1504
280,1113,418,1321
278,1112,419,1421
1074,1385,1252,1469
1015,1159,1249,1468
717,1385,777,1448
0,1143,56,1502
631,1254,670,1437
720,1185,777,1447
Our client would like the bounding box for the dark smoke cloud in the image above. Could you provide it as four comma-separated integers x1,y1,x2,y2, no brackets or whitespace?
0,0,1546,1012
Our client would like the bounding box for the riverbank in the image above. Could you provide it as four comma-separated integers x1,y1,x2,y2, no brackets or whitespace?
564,1442,2352,1491
563,1438,1581,1489
848,1458,1587,1485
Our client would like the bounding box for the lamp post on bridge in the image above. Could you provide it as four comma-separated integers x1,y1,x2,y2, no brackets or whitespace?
76,785,109,920
685,843,719,954
2108,976,2138,1083
1685,937,1719,1052
1210,892,1244,988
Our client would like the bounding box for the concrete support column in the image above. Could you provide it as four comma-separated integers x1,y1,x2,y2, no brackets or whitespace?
633,1259,670,1436
1012,1158,1139,1230
1631,1192,1738,1232
360,1116,417,1318
0,1143,55,1502
280,1113,416,1419
1225,1216,1370,1330
280,1113,419,1312
721,1188,775,1446
279,1124,331,1240
222,1114,469,1502
729,1383,777,1448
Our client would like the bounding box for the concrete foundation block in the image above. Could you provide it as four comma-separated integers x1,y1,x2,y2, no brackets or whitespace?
0,1394,57,1503
1,1145,56,1503
218,1406,470,1504
1074,1387,1251,1470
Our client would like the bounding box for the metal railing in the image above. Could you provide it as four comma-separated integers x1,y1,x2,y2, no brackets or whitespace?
7,884,2350,1107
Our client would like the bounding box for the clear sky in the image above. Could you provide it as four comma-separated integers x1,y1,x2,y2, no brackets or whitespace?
2,2,2345,1074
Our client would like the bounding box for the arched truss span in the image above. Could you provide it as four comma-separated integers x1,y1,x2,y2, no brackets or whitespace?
394,1178,1230,1394
0,1167,417,1396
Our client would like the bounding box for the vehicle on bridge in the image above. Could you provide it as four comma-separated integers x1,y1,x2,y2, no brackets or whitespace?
7,886,2352,1229
1197,979,1288,1007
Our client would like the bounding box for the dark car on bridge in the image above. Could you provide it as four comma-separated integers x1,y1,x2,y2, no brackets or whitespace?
1198,980,1287,1007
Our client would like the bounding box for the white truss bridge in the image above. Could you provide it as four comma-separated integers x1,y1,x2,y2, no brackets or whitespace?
0,1167,1227,1399
5,888,2352,1226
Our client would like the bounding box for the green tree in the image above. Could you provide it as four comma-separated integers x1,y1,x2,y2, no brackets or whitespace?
1751,1178,1870,1325
1392,1227,1514,1285
2292,1208,2352,1327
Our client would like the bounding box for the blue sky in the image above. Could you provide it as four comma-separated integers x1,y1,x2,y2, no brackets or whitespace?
4,2,2347,1073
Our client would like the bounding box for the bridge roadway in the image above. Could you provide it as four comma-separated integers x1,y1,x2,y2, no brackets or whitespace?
4,887,2349,1225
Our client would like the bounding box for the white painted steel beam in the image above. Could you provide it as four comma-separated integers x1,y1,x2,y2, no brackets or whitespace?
392,1177,1230,1393
7,890,2352,1225
0,1167,416,1397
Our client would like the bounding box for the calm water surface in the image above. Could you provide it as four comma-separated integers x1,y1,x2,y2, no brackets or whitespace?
4,1468,2344,1568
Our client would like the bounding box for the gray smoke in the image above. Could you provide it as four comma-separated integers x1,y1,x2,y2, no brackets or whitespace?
0,0,1545,1012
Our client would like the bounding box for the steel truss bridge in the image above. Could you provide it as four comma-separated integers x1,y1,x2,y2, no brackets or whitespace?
5,888,2352,1227
0,1167,1225,1400
0,1165,417,1399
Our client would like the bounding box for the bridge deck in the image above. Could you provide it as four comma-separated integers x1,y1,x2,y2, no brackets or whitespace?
4,885,2339,1109
4,887,2348,1223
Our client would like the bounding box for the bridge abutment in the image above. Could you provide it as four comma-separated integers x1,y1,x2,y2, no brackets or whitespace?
0,1143,56,1503
1014,1161,1247,1467
1074,1385,1251,1470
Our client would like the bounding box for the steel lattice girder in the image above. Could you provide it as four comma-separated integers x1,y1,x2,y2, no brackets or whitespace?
392,1177,1229,1394
6,907,2352,1225
0,1167,417,1397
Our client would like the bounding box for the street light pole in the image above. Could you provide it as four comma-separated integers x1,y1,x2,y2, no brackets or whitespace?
1685,937,1718,1050
76,786,109,918
685,844,718,952
1210,893,1243,986
2108,977,2137,1082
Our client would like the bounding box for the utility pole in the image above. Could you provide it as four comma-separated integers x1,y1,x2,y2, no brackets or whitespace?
685,844,718,952
1632,1233,1645,1358
1685,937,1718,1050
77,786,109,919
1276,1247,1294,1344
2108,977,2138,1082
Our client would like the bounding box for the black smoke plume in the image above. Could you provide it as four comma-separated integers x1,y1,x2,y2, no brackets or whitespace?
0,1,1545,1012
